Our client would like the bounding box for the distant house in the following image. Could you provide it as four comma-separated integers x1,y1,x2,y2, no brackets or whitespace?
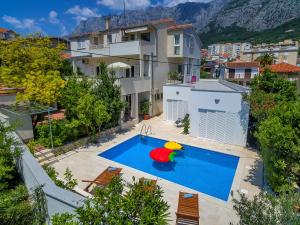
240,42,299,66
223,60,260,86
163,79,250,146
0,28,17,40
264,62,300,81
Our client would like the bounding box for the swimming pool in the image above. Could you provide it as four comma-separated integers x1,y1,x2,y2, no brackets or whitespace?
99,135,239,201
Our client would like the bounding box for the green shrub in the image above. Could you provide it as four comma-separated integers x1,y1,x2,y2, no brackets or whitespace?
43,165,77,191
140,99,150,115
35,119,82,148
183,114,190,134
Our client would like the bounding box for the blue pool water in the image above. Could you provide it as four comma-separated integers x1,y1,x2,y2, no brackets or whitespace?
99,135,239,201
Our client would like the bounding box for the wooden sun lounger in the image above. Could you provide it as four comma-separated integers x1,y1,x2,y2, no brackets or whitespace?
82,167,122,193
139,178,157,191
176,192,199,225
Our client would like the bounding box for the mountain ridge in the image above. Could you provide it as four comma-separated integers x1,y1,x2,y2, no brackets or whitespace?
71,0,300,46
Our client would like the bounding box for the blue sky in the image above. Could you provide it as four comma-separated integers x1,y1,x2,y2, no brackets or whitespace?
0,0,211,36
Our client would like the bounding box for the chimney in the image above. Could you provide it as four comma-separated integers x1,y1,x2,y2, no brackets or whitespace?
105,16,111,31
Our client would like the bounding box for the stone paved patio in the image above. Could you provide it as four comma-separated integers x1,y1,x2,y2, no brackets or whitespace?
51,115,263,225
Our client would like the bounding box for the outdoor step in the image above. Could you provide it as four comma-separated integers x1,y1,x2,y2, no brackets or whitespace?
37,152,56,163
35,148,53,157
40,158,59,167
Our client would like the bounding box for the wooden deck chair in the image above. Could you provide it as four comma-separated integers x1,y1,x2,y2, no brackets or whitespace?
176,191,199,225
82,166,122,193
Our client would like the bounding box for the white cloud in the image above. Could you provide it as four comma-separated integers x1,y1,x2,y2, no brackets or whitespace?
66,5,100,23
47,11,68,36
162,0,211,7
97,0,151,10
2,15,42,32
49,10,59,24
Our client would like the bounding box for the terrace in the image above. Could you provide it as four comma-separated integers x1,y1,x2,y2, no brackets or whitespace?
50,115,263,224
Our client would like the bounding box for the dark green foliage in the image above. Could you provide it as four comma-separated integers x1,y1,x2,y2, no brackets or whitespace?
0,121,46,225
59,76,92,120
52,176,170,225
255,54,275,67
200,18,300,47
183,114,190,134
247,70,299,192
0,122,20,190
255,101,300,192
230,191,300,225
0,185,35,225
35,119,82,148
60,60,74,77
93,63,125,128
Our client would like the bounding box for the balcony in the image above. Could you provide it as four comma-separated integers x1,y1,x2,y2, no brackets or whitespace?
116,77,150,95
85,40,155,57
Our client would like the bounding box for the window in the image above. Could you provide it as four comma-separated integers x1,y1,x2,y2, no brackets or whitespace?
125,68,130,78
141,32,150,42
130,34,135,41
107,34,112,44
229,68,235,79
77,39,85,49
174,34,180,55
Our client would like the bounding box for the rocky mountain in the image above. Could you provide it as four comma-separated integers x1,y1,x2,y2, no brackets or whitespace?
71,0,300,45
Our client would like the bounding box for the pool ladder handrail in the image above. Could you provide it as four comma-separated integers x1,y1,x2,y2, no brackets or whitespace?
140,124,152,136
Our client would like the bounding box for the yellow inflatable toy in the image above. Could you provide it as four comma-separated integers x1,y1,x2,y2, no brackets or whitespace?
164,141,184,150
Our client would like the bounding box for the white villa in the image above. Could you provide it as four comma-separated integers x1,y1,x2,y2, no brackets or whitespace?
69,18,201,125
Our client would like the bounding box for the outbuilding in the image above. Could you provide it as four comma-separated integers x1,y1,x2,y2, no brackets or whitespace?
163,79,250,146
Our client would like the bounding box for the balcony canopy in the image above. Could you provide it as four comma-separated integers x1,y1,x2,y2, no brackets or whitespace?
107,62,131,69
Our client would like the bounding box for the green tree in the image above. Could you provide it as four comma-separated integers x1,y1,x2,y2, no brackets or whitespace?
93,63,125,128
255,53,275,67
76,93,111,135
0,35,66,105
59,76,92,120
0,122,20,190
255,101,300,192
230,191,300,225
247,70,298,145
52,176,170,225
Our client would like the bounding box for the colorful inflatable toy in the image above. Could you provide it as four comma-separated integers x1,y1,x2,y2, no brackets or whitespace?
164,141,184,150
150,148,176,163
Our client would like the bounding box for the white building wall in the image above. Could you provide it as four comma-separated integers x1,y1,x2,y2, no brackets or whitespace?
190,90,249,146
163,84,249,146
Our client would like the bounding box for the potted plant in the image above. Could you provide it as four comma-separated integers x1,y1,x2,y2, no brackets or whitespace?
140,99,151,120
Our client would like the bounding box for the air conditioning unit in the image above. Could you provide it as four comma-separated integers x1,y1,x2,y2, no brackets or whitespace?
82,58,89,64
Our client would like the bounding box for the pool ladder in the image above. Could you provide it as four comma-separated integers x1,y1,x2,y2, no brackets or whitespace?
140,124,152,136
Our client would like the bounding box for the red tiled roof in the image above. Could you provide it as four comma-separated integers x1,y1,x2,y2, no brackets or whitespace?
226,60,260,68
266,63,300,73
167,24,193,31
61,53,71,59
0,28,8,33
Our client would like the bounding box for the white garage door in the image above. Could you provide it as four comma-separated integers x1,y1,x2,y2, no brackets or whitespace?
198,108,238,145
166,99,188,121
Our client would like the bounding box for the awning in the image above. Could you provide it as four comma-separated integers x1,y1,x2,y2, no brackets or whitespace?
107,62,131,69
